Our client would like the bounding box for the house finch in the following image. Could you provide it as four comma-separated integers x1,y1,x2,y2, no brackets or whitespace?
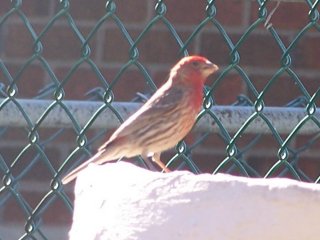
62,56,218,184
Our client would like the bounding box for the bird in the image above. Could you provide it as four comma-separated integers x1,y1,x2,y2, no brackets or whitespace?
62,56,219,184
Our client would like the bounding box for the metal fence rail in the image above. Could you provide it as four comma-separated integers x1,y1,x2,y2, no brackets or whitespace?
0,0,320,239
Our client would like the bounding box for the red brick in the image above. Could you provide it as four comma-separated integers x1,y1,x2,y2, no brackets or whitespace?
164,1,244,27
0,127,97,150
66,0,148,23
210,74,246,105
2,194,30,223
248,75,312,106
0,63,14,84
239,134,283,151
37,130,73,150
297,157,320,182
2,191,47,222
20,0,51,18
60,148,91,175
246,140,320,180
103,27,133,63
2,191,72,225
236,33,290,68
295,135,320,151
267,164,307,180
0,1,11,15
107,27,189,64
247,155,282,177
113,0,149,24
58,64,150,102
41,25,87,61
191,152,258,175
235,134,276,153
0,0,50,17
3,64,45,98
212,134,280,175
0,0,50,18
164,0,207,24
268,3,310,31
191,131,227,152
103,68,150,102
0,128,28,143
171,31,198,56
291,35,320,70
0,145,62,181
200,32,230,66
191,132,298,177
194,153,226,173
132,28,185,64
54,67,103,100
293,135,320,181
65,0,106,21
250,2,310,30
1,128,78,145
215,1,245,27
41,196,73,225
103,27,193,63
4,24,35,58
152,70,174,88
300,77,320,101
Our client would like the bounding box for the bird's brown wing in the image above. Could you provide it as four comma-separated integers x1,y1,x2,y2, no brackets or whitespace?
62,85,187,184
98,85,185,152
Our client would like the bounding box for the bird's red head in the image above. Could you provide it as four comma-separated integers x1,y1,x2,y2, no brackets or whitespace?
170,56,219,84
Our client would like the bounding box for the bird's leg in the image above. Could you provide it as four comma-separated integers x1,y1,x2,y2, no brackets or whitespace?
152,152,171,173
140,154,157,171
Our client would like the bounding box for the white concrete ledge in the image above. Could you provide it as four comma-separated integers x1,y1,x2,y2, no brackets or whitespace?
69,162,320,240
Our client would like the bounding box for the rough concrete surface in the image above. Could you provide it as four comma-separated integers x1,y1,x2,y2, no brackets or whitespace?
69,162,320,240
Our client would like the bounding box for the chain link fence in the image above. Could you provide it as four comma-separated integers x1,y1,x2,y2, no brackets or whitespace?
0,0,320,239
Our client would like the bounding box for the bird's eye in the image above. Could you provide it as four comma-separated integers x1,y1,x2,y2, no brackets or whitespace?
192,61,200,67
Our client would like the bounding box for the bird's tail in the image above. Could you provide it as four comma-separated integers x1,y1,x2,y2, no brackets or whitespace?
61,151,103,184
62,138,128,184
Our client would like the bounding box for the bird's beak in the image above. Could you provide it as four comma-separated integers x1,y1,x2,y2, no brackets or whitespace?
204,60,219,74
203,60,219,76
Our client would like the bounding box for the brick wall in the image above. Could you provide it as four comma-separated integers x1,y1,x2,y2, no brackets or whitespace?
0,0,320,239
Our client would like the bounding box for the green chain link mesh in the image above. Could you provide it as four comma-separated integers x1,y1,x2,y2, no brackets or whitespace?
0,0,320,239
